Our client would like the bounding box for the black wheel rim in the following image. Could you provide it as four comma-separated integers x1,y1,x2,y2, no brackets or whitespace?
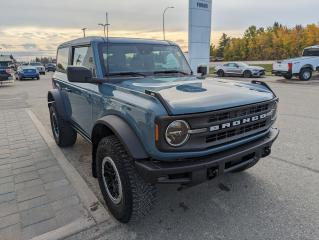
102,157,123,204
50,111,59,139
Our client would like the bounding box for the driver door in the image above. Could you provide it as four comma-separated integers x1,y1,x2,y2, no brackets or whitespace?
66,45,96,135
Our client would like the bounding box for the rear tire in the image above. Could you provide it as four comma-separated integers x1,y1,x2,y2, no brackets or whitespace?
243,70,252,78
299,68,312,81
96,136,156,223
49,104,77,147
283,74,292,80
217,70,225,77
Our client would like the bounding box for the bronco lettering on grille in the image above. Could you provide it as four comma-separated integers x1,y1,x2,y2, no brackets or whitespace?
209,112,271,132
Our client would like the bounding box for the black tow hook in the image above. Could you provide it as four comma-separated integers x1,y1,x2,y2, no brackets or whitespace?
262,147,271,157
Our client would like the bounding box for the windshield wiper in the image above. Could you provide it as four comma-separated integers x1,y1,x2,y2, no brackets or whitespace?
153,70,190,76
107,72,146,77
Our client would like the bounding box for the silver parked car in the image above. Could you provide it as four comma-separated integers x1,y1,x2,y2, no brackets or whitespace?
215,62,265,78
29,62,46,75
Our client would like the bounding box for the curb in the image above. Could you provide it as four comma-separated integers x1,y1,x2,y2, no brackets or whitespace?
26,109,111,239
31,217,95,240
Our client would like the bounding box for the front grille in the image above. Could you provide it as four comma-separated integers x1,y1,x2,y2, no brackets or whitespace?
156,99,276,152
208,103,269,122
206,120,267,143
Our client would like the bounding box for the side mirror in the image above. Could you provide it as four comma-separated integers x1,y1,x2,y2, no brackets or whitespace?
197,65,208,78
67,66,92,83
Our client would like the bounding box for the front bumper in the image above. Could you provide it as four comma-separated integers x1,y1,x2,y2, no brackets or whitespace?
135,128,279,185
252,71,265,77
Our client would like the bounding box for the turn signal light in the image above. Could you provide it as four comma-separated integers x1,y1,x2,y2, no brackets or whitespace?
155,124,159,142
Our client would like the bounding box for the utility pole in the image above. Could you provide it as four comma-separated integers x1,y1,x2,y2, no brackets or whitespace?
81,28,87,37
98,12,110,38
163,6,174,40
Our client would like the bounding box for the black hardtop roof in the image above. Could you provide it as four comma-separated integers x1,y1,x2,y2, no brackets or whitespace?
58,36,177,48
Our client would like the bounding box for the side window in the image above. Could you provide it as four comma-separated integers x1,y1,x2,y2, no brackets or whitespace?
303,49,319,57
72,46,96,76
56,48,69,72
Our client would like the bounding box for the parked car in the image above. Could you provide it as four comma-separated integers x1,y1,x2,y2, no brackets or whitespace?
272,45,319,81
45,63,56,72
48,37,279,223
0,67,14,84
0,67,13,80
216,62,265,78
29,62,45,75
15,66,40,80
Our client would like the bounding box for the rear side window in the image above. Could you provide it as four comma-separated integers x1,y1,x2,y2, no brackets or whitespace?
303,48,319,57
72,46,96,76
56,48,69,72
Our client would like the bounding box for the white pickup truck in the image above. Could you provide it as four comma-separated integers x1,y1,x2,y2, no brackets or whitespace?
272,45,319,81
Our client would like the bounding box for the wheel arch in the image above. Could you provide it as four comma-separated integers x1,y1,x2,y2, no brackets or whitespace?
300,64,314,71
47,89,71,121
91,115,149,178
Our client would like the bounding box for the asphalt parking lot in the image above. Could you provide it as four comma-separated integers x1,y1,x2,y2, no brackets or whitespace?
1,73,318,240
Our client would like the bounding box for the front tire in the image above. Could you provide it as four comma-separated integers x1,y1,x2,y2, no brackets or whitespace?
243,70,252,78
96,136,156,223
217,70,225,77
49,104,77,147
299,68,312,81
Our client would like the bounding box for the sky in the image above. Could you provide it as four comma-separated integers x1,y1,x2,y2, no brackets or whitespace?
0,0,318,60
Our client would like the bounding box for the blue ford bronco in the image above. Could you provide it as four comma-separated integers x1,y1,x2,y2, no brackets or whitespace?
48,37,279,223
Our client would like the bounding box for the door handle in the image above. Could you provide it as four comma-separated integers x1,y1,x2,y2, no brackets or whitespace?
64,88,72,93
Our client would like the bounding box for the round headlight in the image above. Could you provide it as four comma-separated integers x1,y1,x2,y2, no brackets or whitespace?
165,120,190,147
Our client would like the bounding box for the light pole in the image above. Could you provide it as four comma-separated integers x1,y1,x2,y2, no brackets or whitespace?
81,28,87,37
98,12,110,38
163,6,174,40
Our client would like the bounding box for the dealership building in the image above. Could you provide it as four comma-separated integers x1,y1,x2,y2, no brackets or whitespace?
188,0,212,73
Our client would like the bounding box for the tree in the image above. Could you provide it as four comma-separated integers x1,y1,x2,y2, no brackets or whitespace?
217,33,230,58
210,44,217,58
221,22,319,61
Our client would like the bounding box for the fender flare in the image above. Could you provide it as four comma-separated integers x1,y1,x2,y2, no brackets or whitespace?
92,115,149,160
300,64,314,71
47,89,71,120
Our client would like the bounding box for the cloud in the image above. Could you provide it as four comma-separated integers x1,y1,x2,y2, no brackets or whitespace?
22,43,37,49
0,44,14,49
0,0,318,60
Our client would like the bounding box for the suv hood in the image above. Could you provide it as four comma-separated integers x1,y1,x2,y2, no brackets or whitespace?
118,77,275,115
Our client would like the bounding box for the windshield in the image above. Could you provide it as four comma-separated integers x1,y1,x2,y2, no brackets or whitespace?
236,62,249,67
100,43,192,77
30,63,42,66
